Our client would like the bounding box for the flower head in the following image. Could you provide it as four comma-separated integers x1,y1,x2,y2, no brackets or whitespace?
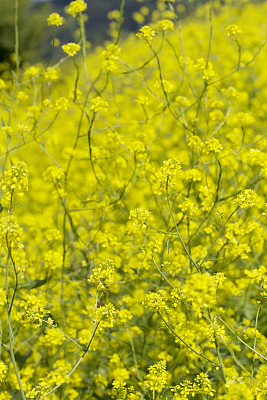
129,208,150,228
235,189,257,208
144,361,168,394
225,24,242,38
156,19,174,32
159,158,182,187
90,96,109,112
67,0,87,17
136,26,156,42
47,13,64,26
1,161,28,197
62,42,80,56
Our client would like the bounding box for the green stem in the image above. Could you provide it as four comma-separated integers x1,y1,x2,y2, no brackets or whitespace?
217,316,267,361
158,312,220,367
14,0,19,82
166,179,200,272
249,305,261,388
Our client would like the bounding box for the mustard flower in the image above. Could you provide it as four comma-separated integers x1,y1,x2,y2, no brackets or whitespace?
47,13,64,26
88,258,115,291
96,303,117,328
136,25,156,42
143,290,169,312
100,44,120,71
90,96,109,112
142,236,162,259
43,166,64,182
67,0,87,17
62,42,81,56
178,198,198,215
175,95,190,107
230,112,255,127
209,109,225,122
156,19,174,31
144,361,168,394
203,138,223,154
27,105,42,120
136,95,150,106
184,168,202,182
43,250,63,272
0,362,8,383
111,378,127,399
213,272,226,287
129,208,150,228
16,90,29,101
193,373,215,397
187,134,203,152
25,66,40,79
159,158,182,187
21,296,50,328
44,68,59,81
235,189,257,208
225,24,242,38
1,161,28,197
54,96,69,112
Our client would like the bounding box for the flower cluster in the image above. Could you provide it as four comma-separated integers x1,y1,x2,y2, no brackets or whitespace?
47,13,64,26
225,24,242,38
159,158,182,187
129,208,150,228
67,0,87,17
100,44,120,71
144,361,168,394
96,303,117,328
156,19,174,32
1,161,28,197
143,290,169,312
136,26,156,42
171,373,215,399
235,189,257,208
21,295,51,328
0,362,8,383
88,258,115,291
43,166,65,182
90,96,109,112
0,216,23,249
62,43,81,56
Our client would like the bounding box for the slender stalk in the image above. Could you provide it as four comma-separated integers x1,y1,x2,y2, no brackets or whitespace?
249,305,261,388
217,316,267,361
199,206,239,268
158,312,220,368
166,179,200,272
39,295,100,399
14,0,20,82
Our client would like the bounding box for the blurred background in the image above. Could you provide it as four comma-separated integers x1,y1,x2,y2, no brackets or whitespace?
0,0,263,64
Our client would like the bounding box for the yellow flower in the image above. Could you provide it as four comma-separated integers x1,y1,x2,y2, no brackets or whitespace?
62,42,81,56
47,13,64,26
90,96,109,112
156,19,174,31
225,24,242,38
67,0,87,17
0,362,8,383
136,25,156,42
235,189,257,208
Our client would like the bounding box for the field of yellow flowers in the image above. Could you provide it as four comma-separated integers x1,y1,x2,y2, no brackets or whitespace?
0,0,267,398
